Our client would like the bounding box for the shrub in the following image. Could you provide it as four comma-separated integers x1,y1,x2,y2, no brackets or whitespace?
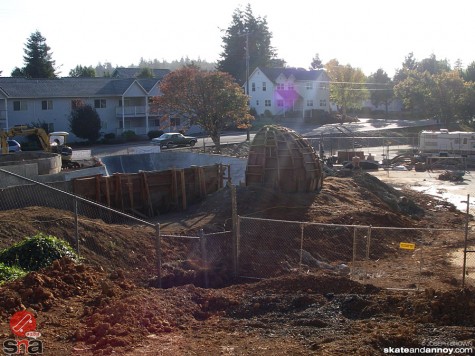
104,133,116,140
121,130,136,140
263,110,273,118
0,233,78,271
147,130,164,139
0,263,26,285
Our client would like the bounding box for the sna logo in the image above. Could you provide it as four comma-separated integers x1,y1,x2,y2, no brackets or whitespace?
3,310,44,354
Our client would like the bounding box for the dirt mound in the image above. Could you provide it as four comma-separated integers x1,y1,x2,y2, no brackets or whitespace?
0,172,472,354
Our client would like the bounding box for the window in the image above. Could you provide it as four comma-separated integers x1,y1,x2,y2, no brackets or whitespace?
319,82,328,90
41,100,53,110
94,99,106,109
320,99,327,107
101,121,108,129
13,100,27,111
277,100,284,107
307,100,314,107
256,100,259,106
306,82,313,90
252,83,256,92
46,123,54,132
265,100,271,107
71,99,84,110
277,83,284,90
288,84,294,91
262,82,267,91
463,138,468,144
170,117,180,126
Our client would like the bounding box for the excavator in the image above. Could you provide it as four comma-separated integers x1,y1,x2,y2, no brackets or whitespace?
0,126,80,168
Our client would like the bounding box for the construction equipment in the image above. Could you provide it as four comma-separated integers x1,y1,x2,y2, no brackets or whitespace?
0,126,79,168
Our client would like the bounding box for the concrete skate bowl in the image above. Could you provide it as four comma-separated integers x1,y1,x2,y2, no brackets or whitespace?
101,151,247,184
0,151,62,175
246,125,324,192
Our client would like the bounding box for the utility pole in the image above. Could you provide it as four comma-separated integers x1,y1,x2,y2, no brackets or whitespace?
240,30,251,141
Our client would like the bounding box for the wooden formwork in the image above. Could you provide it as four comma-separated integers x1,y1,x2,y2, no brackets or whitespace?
246,125,324,193
72,164,227,218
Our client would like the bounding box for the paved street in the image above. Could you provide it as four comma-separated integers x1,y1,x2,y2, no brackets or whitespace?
88,118,438,158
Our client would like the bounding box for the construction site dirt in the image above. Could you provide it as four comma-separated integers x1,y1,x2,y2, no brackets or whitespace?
0,144,474,355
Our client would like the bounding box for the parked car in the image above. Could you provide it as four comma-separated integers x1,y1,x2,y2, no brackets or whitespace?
151,133,197,148
7,139,22,153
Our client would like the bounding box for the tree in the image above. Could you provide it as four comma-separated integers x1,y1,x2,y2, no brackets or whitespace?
325,59,368,120
95,62,114,77
217,4,279,84
310,53,323,70
367,69,394,115
394,69,467,125
69,65,95,78
394,70,432,115
152,67,253,152
461,61,475,82
393,52,417,83
12,31,57,78
69,104,102,143
459,81,475,126
136,67,154,78
430,71,466,125
417,53,451,75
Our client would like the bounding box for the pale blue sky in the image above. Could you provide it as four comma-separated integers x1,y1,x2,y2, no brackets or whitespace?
1,0,474,77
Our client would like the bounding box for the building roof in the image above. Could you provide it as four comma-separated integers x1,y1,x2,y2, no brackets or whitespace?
112,67,170,79
259,67,326,82
0,77,161,98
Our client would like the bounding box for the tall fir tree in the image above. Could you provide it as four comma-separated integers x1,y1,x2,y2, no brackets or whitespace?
217,4,279,85
12,31,57,78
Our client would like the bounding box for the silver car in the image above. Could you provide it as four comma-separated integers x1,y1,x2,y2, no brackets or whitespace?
7,139,21,153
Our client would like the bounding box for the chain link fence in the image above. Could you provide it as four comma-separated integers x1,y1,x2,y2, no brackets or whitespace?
0,168,160,286
237,216,474,289
305,135,419,161
1,167,474,290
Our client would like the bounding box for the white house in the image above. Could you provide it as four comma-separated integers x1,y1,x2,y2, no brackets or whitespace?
0,68,200,141
245,67,331,118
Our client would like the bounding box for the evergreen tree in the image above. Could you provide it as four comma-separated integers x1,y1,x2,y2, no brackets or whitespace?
69,65,96,77
12,31,57,78
217,4,279,84
310,53,323,69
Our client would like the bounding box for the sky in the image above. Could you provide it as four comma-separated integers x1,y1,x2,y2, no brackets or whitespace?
1,0,474,78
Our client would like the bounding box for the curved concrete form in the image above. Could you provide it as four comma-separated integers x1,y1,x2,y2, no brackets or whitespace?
246,125,324,192
0,152,62,175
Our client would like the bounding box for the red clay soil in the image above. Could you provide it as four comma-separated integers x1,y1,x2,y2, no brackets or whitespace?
0,172,474,355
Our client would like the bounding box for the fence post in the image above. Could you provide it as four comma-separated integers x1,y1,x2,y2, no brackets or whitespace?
200,229,209,288
155,223,162,288
74,197,80,258
418,242,423,290
231,184,238,277
299,224,304,270
351,227,357,276
462,194,470,287
365,225,372,281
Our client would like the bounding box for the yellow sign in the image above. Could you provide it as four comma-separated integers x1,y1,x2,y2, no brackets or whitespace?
400,242,416,250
